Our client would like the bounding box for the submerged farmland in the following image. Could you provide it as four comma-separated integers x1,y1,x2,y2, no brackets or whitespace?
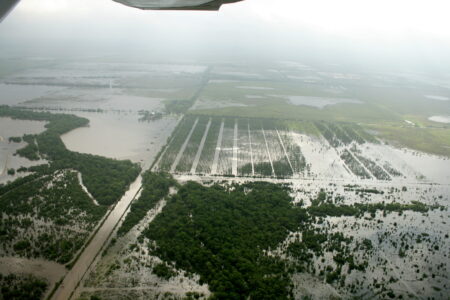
154,115,441,184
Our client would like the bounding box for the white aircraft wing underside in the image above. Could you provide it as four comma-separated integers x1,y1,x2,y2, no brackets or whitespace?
0,0,242,23
0,0,20,22
113,0,243,11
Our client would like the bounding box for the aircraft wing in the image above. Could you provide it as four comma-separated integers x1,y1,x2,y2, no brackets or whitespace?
0,0,20,22
112,0,243,11
0,0,242,23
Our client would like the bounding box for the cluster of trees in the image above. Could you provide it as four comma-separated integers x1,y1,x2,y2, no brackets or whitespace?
16,134,40,160
355,153,391,181
0,274,47,300
326,122,352,145
132,181,443,299
307,190,437,218
272,160,293,178
253,162,273,177
343,186,384,195
152,262,177,280
339,124,366,144
117,172,176,237
158,116,197,172
238,163,253,176
287,229,359,279
284,141,306,174
8,136,22,143
315,121,370,146
143,181,308,299
0,171,107,263
383,163,403,177
0,105,141,206
340,149,372,179
138,110,163,122
315,122,341,148
175,117,210,173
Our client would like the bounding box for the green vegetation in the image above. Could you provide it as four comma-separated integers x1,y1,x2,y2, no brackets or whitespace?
340,149,372,179
196,118,221,174
366,123,450,157
191,100,396,124
0,105,141,206
354,153,391,180
176,117,210,173
165,99,195,114
152,262,177,280
164,67,210,114
0,273,47,300
0,170,106,263
158,116,197,172
159,115,388,178
143,181,308,299
307,190,438,218
117,172,176,237
8,136,22,143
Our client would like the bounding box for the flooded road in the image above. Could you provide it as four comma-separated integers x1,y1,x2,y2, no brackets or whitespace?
51,175,143,300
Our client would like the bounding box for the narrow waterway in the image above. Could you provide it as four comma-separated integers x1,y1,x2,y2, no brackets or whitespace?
51,175,143,300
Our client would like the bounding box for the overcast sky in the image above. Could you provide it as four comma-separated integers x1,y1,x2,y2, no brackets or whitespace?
1,0,450,71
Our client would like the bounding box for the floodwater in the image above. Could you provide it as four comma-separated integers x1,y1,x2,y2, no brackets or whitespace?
0,117,46,137
429,115,450,124
20,87,164,112
0,117,47,183
274,95,362,109
0,84,63,106
0,257,66,299
51,175,143,300
236,86,274,90
61,112,177,168
191,99,248,110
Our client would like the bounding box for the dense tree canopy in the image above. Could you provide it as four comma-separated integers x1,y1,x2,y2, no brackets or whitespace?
117,172,176,236
143,181,308,299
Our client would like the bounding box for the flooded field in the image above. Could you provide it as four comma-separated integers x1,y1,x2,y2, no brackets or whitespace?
5,62,206,88
1,59,450,300
80,171,450,300
18,87,164,112
62,112,178,168
280,95,362,108
155,116,450,184
0,84,64,106
1,61,208,115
